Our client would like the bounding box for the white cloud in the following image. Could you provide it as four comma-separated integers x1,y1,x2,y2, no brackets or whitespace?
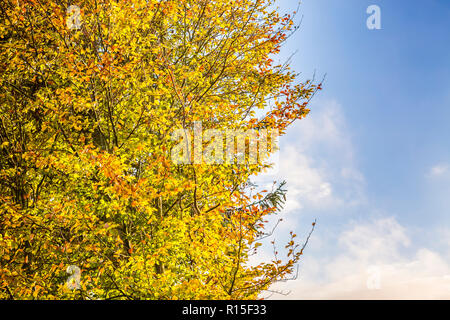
272,217,450,300
277,147,333,211
427,163,449,178
254,99,366,219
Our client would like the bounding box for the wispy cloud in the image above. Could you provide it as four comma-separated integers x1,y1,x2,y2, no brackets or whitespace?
279,217,450,299
254,99,366,222
427,163,449,178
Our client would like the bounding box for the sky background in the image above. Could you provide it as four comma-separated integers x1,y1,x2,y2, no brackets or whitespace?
255,0,450,299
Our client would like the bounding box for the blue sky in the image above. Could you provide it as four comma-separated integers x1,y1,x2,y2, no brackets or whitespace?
255,0,450,298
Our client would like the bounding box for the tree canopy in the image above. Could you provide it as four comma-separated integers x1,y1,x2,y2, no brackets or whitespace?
0,0,320,299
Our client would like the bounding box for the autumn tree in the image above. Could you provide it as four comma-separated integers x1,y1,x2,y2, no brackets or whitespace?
0,0,320,299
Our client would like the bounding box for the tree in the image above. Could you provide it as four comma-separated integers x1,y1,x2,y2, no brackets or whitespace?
0,0,320,299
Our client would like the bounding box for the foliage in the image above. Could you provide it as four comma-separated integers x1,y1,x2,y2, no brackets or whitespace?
0,0,320,299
